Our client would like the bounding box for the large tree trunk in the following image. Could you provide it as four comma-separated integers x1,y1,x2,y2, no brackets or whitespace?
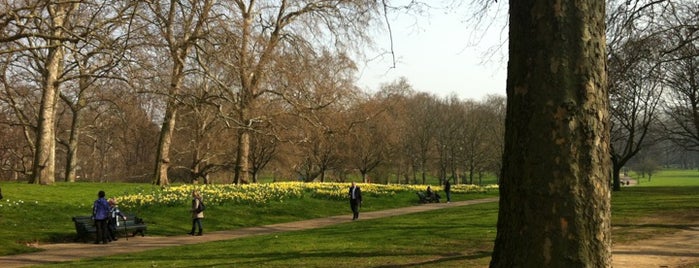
65,105,82,182
147,0,213,186
611,156,623,191
490,0,611,267
234,128,250,185
153,103,176,186
32,76,58,185
31,5,71,185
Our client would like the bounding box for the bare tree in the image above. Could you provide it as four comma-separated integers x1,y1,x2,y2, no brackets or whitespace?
460,100,493,184
249,128,277,183
136,0,215,186
608,35,665,191
171,80,233,184
282,55,359,182
0,1,81,184
662,1,699,151
0,55,38,181
402,92,439,184
480,95,506,183
206,0,380,184
57,1,136,182
339,93,392,183
375,78,415,184
433,96,464,184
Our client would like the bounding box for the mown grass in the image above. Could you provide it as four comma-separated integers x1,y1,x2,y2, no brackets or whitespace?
41,202,501,268
0,181,496,256
628,168,699,187
612,169,699,243
5,169,699,267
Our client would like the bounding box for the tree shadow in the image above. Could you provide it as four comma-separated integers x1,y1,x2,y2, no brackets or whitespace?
372,251,492,268
91,249,493,267
613,223,699,231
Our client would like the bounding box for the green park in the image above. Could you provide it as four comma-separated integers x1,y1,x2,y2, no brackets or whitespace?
1,0,698,267
0,169,698,267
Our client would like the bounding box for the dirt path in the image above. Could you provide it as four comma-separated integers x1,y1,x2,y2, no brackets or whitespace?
612,226,699,268
0,196,696,267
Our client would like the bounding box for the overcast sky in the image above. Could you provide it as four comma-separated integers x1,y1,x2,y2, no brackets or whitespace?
356,2,508,101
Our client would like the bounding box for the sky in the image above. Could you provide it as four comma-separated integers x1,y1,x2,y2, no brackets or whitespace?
356,3,508,101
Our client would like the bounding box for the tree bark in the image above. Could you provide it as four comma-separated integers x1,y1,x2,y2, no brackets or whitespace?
31,3,75,185
490,0,611,267
611,156,624,191
234,127,251,185
154,101,176,186
64,103,82,182
32,62,59,185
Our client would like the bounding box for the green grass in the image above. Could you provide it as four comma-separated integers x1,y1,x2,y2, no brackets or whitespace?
5,169,699,267
40,203,500,268
611,169,699,242
0,181,496,256
628,169,699,187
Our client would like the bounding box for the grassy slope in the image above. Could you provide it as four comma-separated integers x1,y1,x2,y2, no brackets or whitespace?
4,169,699,267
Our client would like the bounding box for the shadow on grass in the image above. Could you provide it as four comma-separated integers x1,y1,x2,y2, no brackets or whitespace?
372,251,492,268
71,249,493,268
613,223,699,231
613,250,699,258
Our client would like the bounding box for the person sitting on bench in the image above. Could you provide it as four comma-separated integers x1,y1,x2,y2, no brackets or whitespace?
426,186,439,201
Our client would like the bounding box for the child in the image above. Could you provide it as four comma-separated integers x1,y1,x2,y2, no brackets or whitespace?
107,198,127,241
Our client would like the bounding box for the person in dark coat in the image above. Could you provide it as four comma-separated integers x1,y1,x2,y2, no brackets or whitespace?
444,179,451,203
92,190,110,244
348,182,362,220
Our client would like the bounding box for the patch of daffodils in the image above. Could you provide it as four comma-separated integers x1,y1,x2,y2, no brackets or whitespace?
114,182,498,210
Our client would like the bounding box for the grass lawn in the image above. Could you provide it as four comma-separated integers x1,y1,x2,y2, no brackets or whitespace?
38,203,501,268
4,169,699,267
0,181,496,256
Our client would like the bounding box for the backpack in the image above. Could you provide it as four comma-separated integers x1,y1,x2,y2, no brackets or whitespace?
196,198,206,213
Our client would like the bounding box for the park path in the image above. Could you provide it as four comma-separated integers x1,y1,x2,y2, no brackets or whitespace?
2,196,696,268
0,198,498,267
612,226,699,268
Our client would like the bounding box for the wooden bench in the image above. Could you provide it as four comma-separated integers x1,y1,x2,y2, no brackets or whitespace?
72,214,147,242
417,192,440,203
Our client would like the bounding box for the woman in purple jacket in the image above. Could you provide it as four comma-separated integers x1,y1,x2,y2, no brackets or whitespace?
92,190,110,244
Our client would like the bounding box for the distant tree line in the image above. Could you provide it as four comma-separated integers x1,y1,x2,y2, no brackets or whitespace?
0,0,697,187
0,0,506,185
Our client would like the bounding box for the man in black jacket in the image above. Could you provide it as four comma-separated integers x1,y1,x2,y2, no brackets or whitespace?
348,182,362,220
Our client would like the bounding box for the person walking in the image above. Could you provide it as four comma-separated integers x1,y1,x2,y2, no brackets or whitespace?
348,182,362,220
444,179,451,203
107,198,126,241
92,190,110,244
188,190,204,236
